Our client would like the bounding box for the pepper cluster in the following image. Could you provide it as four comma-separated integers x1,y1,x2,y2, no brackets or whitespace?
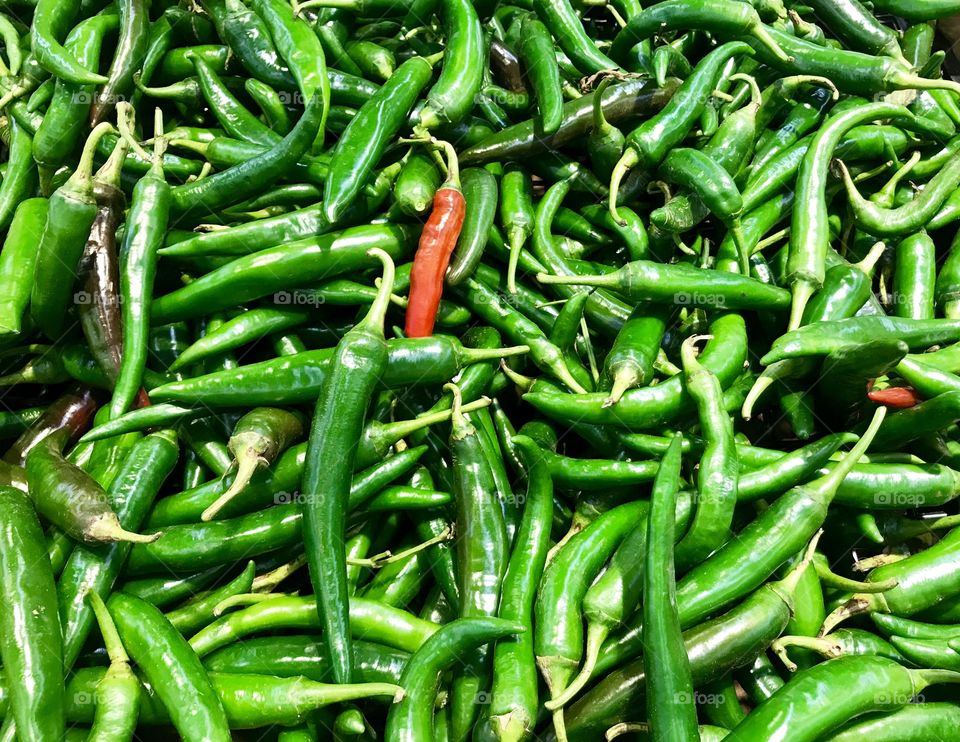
6,0,960,740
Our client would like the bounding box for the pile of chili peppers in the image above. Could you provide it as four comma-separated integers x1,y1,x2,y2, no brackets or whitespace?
9,0,960,739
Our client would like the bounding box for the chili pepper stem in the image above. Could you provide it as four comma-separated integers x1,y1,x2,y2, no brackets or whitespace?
890,69,960,97
359,248,397,333
500,360,535,392
814,556,898,593
806,407,887,506
854,553,907,572
609,149,639,226
730,220,750,275
67,122,117,192
86,590,130,665
742,360,793,420
753,24,793,63
252,555,307,593
603,368,639,407
444,382,471,441
771,635,843,672
680,333,713,374
402,396,491,438
85,514,162,544
820,594,886,636
728,72,761,107
929,513,960,530
592,78,615,137
201,447,268,522
911,669,960,690
536,272,610,288
551,708,570,742
855,240,887,275
96,134,131,189
772,529,824,605
607,723,647,740
835,159,873,219
788,279,817,332
545,621,606,709
875,151,920,204
349,524,453,568
506,227,526,295
214,592,297,616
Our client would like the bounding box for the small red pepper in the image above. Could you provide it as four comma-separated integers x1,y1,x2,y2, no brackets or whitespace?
404,139,465,338
135,388,152,409
868,386,920,409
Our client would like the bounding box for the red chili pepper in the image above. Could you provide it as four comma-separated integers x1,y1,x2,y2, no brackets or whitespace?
868,386,920,409
135,388,152,409
405,140,465,338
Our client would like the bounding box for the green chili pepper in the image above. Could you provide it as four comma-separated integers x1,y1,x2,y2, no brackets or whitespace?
107,591,231,741
564,538,819,741
515,14,563,135
189,595,438,657
302,249,395,684
443,383,509,738
152,224,415,322
461,78,678,164
252,0,330,142
31,0,108,84
763,317,960,365
804,0,906,61
33,13,117,183
447,167,499,285
611,0,788,62
675,336,738,566
726,656,960,741
189,52,280,147
91,0,148,125
539,259,790,311
0,199,47,335
0,485,64,742
86,591,140,742
200,408,304,521
642,436,698,741
601,305,668,407
386,618,523,742
610,42,754,215
786,102,913,328
829,702,960,742
533,0,616,74
29,122,113,339
203,635,409,683
25,430,159,545
325,57,433,221
59,430,179,669
394,152,441,218
537,499,648,736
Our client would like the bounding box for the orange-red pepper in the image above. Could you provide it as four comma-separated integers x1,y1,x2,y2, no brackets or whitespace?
405,140,465,338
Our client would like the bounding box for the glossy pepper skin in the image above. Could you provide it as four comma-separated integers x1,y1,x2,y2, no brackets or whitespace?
302,250,397,684
726,656,960,742
406,142,466,337
643,437,699,741
325,57,433,222
108,591,232,742
0,486,65,742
